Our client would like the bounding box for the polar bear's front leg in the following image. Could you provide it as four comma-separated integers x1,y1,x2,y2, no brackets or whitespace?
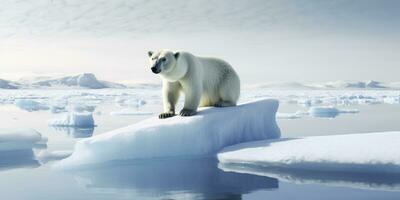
159,81,181,119
180,80,201,117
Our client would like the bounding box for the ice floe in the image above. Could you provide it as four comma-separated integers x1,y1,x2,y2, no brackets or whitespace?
218,132,400,174
308,106,358,118
14,99,49,112
0,129,46,151
56,99,280,168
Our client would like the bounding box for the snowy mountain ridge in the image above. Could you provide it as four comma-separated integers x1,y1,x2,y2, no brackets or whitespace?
0,73,126,89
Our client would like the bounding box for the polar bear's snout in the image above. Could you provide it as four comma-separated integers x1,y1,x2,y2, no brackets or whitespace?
151,60,162,74
151,66,161,74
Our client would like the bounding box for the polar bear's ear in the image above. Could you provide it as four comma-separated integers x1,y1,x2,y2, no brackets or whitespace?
174,52,180,59
148,51,153,57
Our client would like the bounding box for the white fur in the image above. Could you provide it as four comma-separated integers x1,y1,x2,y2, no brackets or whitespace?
148,50,240,117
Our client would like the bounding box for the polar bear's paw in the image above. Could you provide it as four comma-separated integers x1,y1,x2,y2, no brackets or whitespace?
159,112,175,119
179,109,197,117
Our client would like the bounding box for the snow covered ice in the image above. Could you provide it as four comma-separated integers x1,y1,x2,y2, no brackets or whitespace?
56,99,280,168
37,150,73,164
219,132,400,191
48,112,95,128
218,132,400,174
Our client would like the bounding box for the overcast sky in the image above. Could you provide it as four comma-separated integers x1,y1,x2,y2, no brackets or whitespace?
0,0,399,84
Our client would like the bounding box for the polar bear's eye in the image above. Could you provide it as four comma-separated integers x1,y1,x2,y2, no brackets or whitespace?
160,57,167,62
152,57,157,60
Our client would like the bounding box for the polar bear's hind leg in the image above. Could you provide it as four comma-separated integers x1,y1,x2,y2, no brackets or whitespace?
216,71,240,107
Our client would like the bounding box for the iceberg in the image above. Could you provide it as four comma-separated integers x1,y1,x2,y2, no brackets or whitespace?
56,99,280,168
218,132,400,174
48,112,95,128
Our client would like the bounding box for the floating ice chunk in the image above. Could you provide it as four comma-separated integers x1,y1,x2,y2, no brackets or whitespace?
48,112,95,128
110,108,153,116
218,132,400,174
55,99,280,168
0,129,46,151
308,106,359,118
308,106,339,118
14,99,49,112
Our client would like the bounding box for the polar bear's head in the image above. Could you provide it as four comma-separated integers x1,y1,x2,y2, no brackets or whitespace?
147,50,186,81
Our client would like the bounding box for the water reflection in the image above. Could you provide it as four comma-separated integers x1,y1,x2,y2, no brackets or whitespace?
67,158,278,200
50,126,94,138
219,163,400,191
0,150,40,171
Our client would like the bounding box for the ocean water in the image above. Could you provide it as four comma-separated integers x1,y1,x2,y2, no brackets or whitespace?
0,89,400,200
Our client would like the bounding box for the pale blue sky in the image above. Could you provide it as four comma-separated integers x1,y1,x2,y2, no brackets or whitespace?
0,0,399,83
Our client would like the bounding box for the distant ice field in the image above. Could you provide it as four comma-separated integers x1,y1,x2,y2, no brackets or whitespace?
1,87,400,199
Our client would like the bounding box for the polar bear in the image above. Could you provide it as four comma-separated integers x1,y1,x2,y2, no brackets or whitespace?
147,49,240,119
